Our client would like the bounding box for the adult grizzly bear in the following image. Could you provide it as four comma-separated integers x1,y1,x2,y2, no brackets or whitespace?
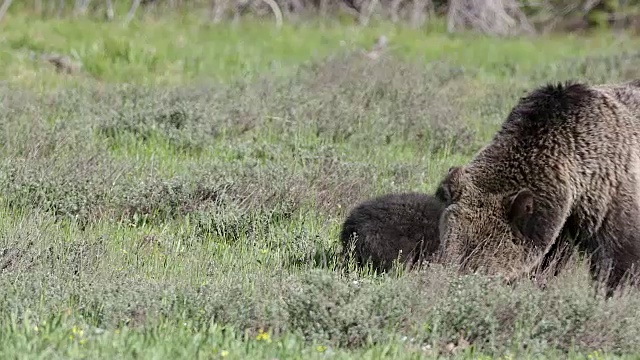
340,191,446,273
438,79,640,291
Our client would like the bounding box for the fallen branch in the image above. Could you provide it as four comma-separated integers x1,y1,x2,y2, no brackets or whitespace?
261,0,283,28
0,0,12,23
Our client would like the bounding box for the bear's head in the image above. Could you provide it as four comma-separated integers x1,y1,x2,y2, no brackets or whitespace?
438,166,556,281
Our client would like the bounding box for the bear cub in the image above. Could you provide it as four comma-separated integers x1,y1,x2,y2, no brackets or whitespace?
340,191,446,273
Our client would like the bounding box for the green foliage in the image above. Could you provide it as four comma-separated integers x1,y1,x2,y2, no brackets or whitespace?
3,14,640,88
2,13,640,359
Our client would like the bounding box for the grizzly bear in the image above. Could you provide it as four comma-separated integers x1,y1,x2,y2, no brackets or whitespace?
438,79,640,291
340,191,446,273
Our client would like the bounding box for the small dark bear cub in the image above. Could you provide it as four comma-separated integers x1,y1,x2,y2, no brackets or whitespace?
340,191,446,273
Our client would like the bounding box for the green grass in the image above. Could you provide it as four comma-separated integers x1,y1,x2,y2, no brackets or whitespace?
2,12,640,359
2,13,640,88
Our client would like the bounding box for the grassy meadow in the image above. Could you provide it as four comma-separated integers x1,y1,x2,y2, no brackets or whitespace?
3,12,640,359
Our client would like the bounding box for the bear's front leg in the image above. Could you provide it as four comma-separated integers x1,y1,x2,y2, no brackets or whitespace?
590,195,640,296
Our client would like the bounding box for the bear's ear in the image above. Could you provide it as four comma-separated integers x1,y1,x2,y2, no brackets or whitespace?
437,166,463,204
507,188,534,224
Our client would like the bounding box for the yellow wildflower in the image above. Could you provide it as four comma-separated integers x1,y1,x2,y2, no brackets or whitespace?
255,328,271,343
588,351,604,360
220,350,229,357
71,325,84,338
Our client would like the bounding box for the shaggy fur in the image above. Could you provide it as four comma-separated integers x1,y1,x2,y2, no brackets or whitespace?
438,79,640,292
340,191,446,273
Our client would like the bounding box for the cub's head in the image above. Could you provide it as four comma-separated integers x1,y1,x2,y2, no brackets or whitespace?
438,166,554,280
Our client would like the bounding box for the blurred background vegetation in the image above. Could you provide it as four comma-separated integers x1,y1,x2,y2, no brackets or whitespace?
4,0,640,89
2,0,640,34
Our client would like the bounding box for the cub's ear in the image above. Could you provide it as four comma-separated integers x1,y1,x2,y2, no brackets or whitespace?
507,188,534,223
436,166,463,204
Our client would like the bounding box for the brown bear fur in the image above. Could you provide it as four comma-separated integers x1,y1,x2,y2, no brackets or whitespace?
438,79,640,291
340,190,446,273
594,79,640,115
